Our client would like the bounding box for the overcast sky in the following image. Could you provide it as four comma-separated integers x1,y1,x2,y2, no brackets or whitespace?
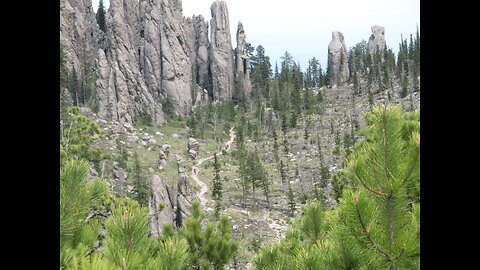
92,0,420,72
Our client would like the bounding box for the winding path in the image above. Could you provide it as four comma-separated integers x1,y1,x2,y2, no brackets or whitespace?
190,127,236,207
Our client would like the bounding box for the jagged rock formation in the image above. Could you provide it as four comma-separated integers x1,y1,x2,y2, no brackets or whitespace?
60,0,249,124
149,174,175,237
175,155,199,226
327,31,349,86
235,21,252,101
368,25,386,55
59,0,102,75
185,15,210,89
209,0,235,101
155,0,193,115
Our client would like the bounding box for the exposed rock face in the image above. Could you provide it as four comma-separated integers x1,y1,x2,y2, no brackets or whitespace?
61,0,250,122
185,15,210,88
327,31,349,86
235,21,252,101
89,0,165,124
149,174,175,237
61,0,199,123
60,0,102,75
94,47,164,123
368,25,386,55
156,0,194,116
210,0,235,101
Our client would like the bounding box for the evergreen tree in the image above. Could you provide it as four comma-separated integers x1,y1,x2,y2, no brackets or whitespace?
303,116,310,141
68,67,80,106
115,135,130,170
180,202,238,270
251,45,272,98
287,173,296,216
96,0,106,32
60,159,107,269
339,105,420,269
400,73,409,98
130,151,150,207
102,199,152,269
272,128,280,164
212,153,223,217
279,159,287,194
274,61,279,79
60,43,70,107
60,107,107,169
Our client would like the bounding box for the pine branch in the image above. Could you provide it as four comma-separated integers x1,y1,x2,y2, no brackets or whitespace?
83,209,109,223
399,145,420,189
381,106,392,180
353,196,390,259
352,161,387,197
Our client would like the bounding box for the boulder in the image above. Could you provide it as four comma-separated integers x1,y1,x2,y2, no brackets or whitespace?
161,144,170,156
158,150,167,170
187,138,200,159
188,149,198,160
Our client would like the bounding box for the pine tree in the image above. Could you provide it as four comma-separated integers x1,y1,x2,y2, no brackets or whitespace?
102,199,152,269
279,160,287,194
180,202,238,270
96,0,106,32
60,43,70,107
130,151,150,207
60,159,107,269
287,173,296,216
212,153,223,217
60,107,106,169
69,68,80,106
339,105,420,269
303,116,310,141
115,135,130,170
148,237,189,270
400,73,409,98
251,45,272,97
272,128,280,164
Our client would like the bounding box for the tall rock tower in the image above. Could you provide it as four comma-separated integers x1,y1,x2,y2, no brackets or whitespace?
234,21,252,102
327,31,349,86
368,25,386,55
209,0,235,101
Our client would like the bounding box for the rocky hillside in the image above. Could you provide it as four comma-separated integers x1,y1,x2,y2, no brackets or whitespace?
80,80,419,268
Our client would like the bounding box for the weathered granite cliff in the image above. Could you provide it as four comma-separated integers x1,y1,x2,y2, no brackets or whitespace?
209,0,235,101
60,0,247,124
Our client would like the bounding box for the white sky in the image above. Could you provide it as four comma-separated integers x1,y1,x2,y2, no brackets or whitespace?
91,0,420,72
